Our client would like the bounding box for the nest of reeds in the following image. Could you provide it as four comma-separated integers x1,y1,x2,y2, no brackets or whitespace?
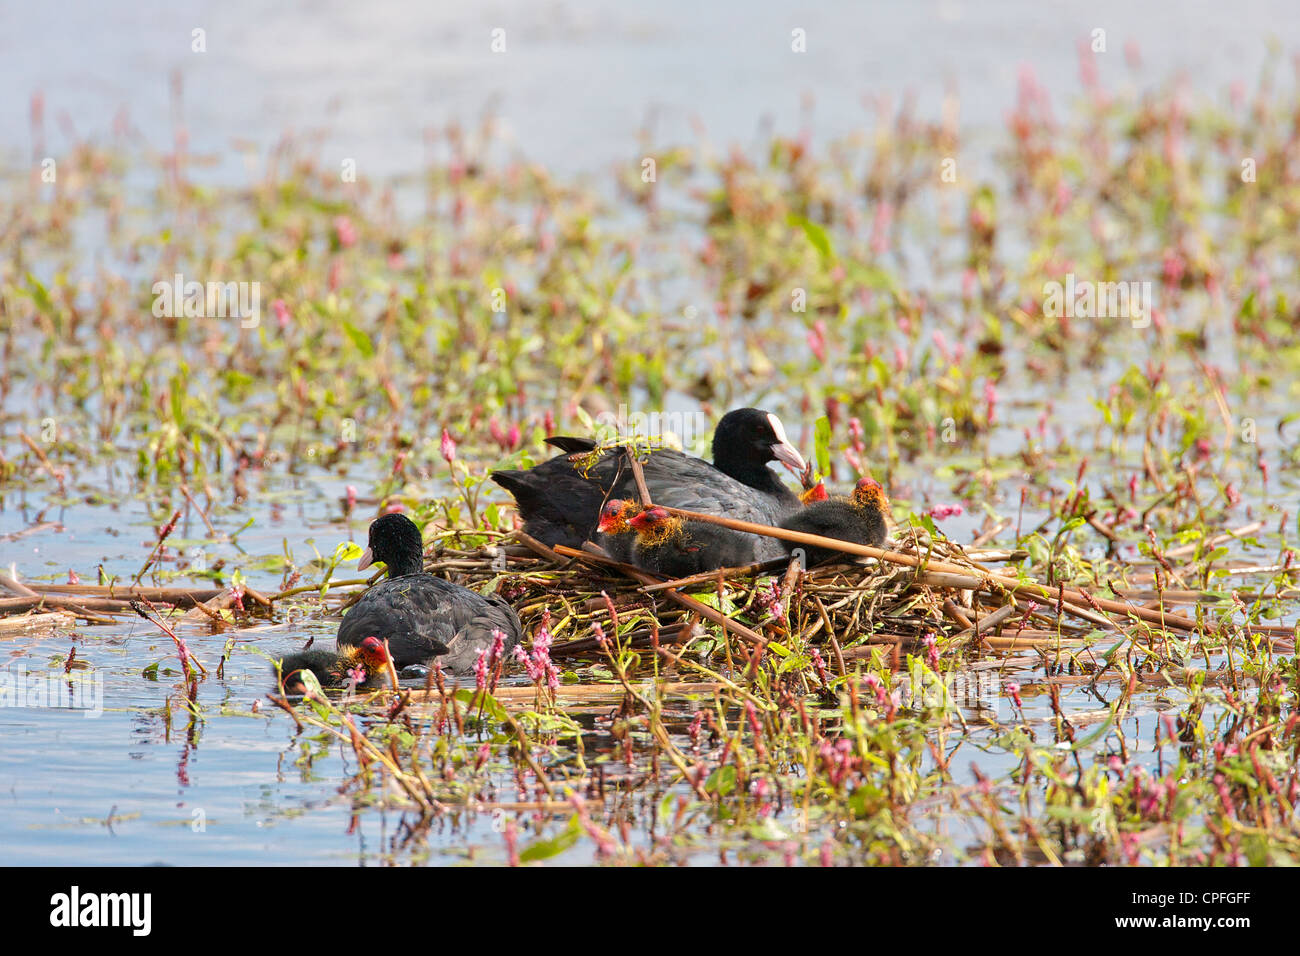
4,506,1287,672
409,510,1218,669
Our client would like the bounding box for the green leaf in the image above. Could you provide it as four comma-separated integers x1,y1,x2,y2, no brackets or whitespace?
706,764,737,796
454,687,508,722
748,818,792,842
912,513,938,537
342,321,375,357
847,261,898,294
789,214,834,262
519,817,582,862
26,273,54,314
814,415,831,476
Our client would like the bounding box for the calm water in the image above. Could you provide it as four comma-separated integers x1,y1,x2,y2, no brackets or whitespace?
2,1,1297,178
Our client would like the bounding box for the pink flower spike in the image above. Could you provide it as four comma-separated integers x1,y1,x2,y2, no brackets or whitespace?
807,320,828,364
984,380,999,426
333,216,357,248
926,503,964,520
870,201,893,255
922,633,939,671
271,298,291,328
1006,681,1023,709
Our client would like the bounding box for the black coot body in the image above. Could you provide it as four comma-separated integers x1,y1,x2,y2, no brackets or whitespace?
490,408,806,551
337,513,524,675
779,478,890,566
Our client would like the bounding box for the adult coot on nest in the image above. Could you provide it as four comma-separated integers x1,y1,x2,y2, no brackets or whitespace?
779,477,891,565
337,513,524,675
490,408,807,551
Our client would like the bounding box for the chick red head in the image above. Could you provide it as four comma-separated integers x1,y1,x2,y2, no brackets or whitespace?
628,506,673,532
800,481,829,504
852,476,889,510
598,499,636,534
357,636,390,668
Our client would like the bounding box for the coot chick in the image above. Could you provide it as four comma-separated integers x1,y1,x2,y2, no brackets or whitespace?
624,506,759,578
490,408,807,548
594,498,640,563
337,513,524,675
779,477,890,566
276,636,390,695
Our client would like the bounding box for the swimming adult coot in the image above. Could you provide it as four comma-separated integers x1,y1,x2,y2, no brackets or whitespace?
336,513,524,675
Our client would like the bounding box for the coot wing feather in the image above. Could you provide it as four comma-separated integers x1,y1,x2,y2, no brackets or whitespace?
490,466,609,546
544,436,598,454
628,453,796,524
434,593,524,674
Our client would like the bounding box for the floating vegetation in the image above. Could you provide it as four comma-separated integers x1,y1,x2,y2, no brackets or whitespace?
2,56,1299,866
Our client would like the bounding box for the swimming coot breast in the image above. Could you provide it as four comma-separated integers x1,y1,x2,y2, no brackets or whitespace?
490,408,807,548
336,513,524,675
